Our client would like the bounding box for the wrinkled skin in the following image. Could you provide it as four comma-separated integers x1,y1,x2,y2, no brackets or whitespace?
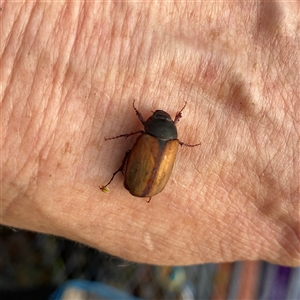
1,1,299,266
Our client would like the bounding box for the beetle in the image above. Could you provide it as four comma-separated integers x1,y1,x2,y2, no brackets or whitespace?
101,101,200,202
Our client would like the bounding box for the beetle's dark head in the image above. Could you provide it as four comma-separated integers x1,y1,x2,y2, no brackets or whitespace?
144,110,178,140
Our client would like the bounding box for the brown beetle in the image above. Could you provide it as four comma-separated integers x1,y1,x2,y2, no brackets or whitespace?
101,101,200,201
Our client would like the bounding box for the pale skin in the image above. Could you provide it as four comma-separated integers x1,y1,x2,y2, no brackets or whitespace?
1,1,299,266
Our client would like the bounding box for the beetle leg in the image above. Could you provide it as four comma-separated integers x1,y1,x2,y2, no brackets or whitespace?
105,130,143,140
100,150,130,190
178,139,201,147
174,101,187,124
146,197,152,203
133,100,145,125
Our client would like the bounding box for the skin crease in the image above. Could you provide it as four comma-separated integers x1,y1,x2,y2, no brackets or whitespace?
1,2,299,266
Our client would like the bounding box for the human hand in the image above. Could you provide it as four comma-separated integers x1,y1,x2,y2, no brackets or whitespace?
1,1,299,266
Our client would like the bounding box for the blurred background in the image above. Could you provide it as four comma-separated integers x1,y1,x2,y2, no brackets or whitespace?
0,227,299,300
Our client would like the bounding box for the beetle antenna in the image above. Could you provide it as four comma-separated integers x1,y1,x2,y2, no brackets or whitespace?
133,100,145,125
174,101,187,124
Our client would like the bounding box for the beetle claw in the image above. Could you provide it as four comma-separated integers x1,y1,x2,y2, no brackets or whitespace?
100,185,109,193
101,150,131,191
178,140,201,147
